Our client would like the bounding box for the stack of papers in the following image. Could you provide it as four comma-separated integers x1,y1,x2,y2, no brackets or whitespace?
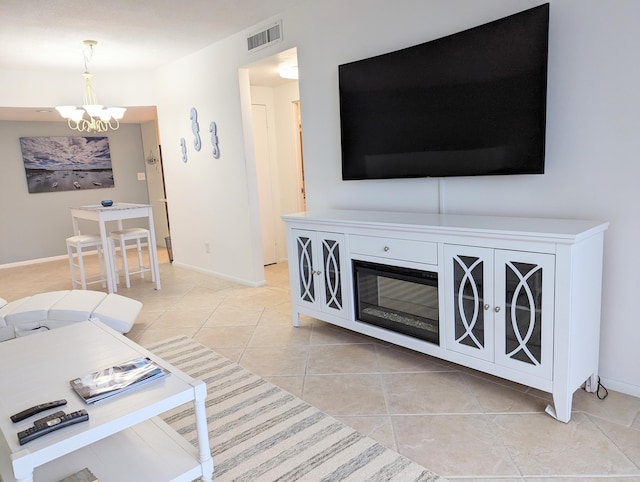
70,357,169,403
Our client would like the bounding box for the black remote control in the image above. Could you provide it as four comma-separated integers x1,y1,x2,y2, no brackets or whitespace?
10,399,67,423
33,410,65,429
33,411,66,429
17,410,89,445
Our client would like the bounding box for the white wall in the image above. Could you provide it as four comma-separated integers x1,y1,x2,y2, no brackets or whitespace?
290,0,640,395
152,3,308,286
154,47,264,285
152,0,640,395
0,0,637,396
0,121,149,264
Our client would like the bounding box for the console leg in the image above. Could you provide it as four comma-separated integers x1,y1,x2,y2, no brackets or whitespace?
292,311,300,327
545,388,572,423
584,373,598,393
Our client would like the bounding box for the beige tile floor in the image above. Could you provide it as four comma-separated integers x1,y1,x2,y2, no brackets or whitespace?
2,249,640,481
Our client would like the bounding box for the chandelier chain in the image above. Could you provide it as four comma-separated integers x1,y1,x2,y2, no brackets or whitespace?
55,40,125,134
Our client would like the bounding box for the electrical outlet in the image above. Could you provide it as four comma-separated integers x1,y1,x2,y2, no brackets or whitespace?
137,172,146,181
205,242,210,254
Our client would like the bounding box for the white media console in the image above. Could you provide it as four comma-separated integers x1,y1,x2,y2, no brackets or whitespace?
282,210,609,423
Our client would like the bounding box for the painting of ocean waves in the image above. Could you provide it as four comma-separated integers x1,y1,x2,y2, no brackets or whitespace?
20,136,115,193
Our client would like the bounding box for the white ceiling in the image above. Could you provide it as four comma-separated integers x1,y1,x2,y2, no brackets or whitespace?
0,0,300,122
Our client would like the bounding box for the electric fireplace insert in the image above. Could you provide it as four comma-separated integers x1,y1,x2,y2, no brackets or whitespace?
353,260,439,345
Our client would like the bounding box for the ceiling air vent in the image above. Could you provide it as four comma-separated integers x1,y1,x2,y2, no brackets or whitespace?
247,20,282,52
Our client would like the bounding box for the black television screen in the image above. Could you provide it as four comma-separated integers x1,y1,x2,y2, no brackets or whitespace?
339,4,549,180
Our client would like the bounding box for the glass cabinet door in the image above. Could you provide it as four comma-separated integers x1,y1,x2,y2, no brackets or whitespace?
444,245,494,361
321,238,343,311
494,250,554,379
295,232,316,305
292,230,348,318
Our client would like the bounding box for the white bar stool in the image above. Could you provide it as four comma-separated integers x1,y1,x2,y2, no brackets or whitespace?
109,228,156,289
66,234,107,290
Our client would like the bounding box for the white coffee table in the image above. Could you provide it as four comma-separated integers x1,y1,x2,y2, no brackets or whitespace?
0,321,213,482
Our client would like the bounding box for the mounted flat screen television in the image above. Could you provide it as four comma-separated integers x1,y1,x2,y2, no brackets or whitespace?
339,3,549,180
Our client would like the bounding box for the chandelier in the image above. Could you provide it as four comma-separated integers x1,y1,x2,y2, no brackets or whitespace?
56,40,126,133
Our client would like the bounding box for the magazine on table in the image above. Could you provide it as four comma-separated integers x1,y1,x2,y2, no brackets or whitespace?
70,357,169,403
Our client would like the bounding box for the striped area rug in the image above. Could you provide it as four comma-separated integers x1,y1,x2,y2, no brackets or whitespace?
146,336,443,482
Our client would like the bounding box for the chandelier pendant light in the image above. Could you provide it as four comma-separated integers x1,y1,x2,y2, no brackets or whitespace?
56,40,126,134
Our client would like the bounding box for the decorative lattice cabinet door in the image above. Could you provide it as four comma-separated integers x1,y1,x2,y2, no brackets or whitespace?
291,229,348,318
494,250,555,379
444,245,495,362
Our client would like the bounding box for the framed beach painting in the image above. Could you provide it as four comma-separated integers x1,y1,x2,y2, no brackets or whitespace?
20,136,115,193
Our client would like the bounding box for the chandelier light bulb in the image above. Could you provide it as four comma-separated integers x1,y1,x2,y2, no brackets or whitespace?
55,40,126,134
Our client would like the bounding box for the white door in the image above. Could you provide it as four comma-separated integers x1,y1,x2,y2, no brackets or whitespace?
252,104,278,265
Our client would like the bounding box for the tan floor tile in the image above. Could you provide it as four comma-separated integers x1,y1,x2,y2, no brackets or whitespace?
491,412,639,476
525,478,640,482
334,415,397,451
257,307,296,325
248,322,312,346
572,386,640,427
309,322,378,345
4,258,640,480
456,364,532,393
375,343,453,373
239,345,308,377
204,303,262,326
129,293,181,311
384,371,483,414
393,414,520,477
193,325,255,348
303,374,387,416
464,479,523,482
221,286,288,309
130,310,161,328
210,346,244,363
130,326,200,345
154,309,212,329
264,375,305,398
633,413,640,431
589,415,640,468
168,287,226,311
307,343,379,374
462,373,548,414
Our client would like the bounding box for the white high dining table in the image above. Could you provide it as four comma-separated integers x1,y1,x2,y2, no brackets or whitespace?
70,203,161,293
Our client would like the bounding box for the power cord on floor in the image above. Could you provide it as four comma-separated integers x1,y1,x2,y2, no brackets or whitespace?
596,376,609,400
31,325,50,331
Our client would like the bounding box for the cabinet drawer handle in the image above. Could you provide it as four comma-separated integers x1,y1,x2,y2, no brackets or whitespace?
383,246,390,252
494,306,501,313
484,304,490,311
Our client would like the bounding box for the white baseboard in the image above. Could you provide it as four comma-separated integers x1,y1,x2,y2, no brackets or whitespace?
0,254,67,269
171,261,266,287
599,376,640,399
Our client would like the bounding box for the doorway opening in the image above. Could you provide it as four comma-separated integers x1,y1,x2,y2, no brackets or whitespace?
243,47,306,268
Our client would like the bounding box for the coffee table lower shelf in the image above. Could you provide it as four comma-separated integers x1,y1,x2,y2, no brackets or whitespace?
0,417,206,482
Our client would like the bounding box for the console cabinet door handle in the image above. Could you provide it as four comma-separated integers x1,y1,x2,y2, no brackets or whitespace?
484,304,490,311
383,246,390,252
494,306,501,313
